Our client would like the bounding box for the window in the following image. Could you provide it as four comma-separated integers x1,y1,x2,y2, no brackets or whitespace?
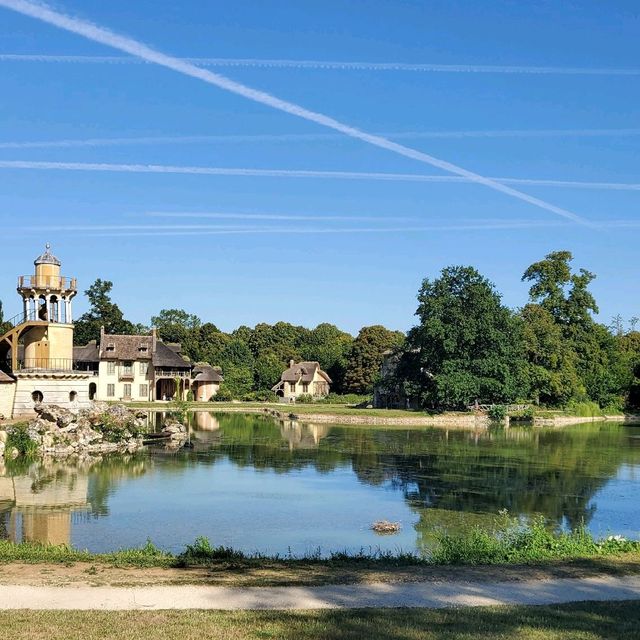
123,384,132,398
107,384,115,397
289,382,296,392
139,384,148,398
302,383,309,393
139,361,148,375
106,343,115,352
138,344,148,353
107,361,115,375
123,361,133,376
32,390,44,403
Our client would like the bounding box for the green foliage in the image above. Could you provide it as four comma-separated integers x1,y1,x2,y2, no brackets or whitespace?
74,279,145,345
212,384,234,402
176,536,247,564
317,393,371,405
431,512,639,565
404,266,529,410
564,401,603,417
242,390,278,402
343,325,405,394
487,405,507,421
6,424,38,457
170,396,190,424
296,393,315,404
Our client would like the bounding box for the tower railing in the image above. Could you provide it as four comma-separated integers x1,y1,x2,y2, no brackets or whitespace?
3,309,39,330
17,275,77,290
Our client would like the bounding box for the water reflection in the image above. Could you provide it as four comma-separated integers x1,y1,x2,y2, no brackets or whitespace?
0,413,638,554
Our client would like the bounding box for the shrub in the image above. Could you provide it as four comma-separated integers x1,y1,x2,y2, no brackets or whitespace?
177,536,246,565
565,401,603,417
241,390,278,402
296,394,315,404
487,404,507,421
6,424,38,457
212,384,234,402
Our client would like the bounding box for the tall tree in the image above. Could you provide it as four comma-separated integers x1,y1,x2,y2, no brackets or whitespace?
405,266,529,409
343,325,405,394
300,323,353,392
151,308,201,348
74,279,143,345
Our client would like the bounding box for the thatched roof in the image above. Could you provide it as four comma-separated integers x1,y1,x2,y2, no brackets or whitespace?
193,364,223,383
152,341,191,369
279,361,332,384
73,341,100,363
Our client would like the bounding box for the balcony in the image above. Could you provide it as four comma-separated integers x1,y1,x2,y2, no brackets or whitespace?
17,275,77,292
119,370,135,381
15,358,75,372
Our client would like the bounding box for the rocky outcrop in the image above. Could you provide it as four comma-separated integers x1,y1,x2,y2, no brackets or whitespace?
7,402,148,457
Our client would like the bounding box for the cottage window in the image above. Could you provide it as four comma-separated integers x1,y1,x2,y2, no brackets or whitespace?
123,384,132,398
302,383,309,393
123,361,133,376
107,361,115,375
139,384,148,398
139,361,148,375
289,382,296,392
107,384,115,397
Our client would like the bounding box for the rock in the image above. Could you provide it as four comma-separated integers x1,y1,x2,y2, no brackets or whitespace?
162,422,186,435
0,442,5,458
35,403,76,428
0,431,6,444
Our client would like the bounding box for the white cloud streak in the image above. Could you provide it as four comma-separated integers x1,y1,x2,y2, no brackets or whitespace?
2,128,640,150
0,0,590,226
1,53,639,75
1,160,639,192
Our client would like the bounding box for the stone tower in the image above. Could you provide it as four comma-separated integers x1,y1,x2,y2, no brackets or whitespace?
0,245,91,416
16,243,77,370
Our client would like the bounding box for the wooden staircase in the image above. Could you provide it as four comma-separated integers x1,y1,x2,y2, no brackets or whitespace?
0,310,48,375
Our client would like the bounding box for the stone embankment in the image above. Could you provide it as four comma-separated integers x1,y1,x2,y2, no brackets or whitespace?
0,402,148,458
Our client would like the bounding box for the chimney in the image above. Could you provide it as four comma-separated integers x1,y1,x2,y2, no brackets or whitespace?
289,359,295,368
151,327,157,353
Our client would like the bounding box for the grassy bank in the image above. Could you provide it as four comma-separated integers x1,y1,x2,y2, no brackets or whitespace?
3,601,639,640
2,518,639,573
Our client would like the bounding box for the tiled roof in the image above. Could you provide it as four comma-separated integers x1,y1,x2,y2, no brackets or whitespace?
100,335,154,361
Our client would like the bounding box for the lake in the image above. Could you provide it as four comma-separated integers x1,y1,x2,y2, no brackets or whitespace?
1,412,639,556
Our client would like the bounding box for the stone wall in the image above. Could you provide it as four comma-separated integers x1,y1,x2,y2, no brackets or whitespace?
0,382,16,419
12,373,92,417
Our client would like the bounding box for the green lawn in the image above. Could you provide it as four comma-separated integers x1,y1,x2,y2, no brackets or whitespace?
2,601,638,639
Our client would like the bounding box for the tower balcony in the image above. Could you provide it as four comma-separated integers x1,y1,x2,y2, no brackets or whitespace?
17,275,77,293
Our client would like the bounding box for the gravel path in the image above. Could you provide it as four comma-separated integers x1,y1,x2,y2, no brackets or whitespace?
2,575,640,610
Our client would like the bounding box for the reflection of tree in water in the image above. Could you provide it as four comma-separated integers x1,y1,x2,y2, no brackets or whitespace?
206,415,640,534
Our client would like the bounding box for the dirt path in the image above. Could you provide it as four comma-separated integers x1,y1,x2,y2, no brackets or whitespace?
2,575,639,610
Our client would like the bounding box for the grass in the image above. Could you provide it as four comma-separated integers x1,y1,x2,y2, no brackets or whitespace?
1,601,639,639
2,515,639,573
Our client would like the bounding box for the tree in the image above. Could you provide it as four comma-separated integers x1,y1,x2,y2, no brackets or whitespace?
0,299,12,335
520,304,581,405
254,351,284,391
405,266,529,409
343,325,405,394
74,279,142,345
151,308,201,348
300,323,353,392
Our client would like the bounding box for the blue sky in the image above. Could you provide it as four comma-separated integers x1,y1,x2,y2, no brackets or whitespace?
0,0,638,334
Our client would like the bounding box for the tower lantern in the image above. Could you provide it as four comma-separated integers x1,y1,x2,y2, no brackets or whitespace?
17,243,77,324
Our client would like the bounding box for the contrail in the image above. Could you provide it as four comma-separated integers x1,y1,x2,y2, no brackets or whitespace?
0,0,590,226
2,128,640,149
1,160,639,192
143,211,418,222
1,53,639,75
7,220,572,238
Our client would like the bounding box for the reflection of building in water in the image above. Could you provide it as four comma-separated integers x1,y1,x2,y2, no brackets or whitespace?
0,465,89,546
194,412,220,432
280,421,330,450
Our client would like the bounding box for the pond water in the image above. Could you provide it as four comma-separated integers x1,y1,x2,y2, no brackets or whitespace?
1,412,640,556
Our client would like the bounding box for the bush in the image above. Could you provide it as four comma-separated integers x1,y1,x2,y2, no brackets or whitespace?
509,406,535,422
296,394,315,404
212,384,234,402
487,405,507,421
431,512,639,565
565,401,603,417
6,424,38,457
241,390,278,402
317,393,371,405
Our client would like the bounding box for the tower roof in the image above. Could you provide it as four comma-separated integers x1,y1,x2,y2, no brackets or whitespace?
34,243,61,267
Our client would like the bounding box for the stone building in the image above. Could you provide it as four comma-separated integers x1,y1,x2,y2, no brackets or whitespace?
0,245,92,416
272,360,331,402
0,246,223,417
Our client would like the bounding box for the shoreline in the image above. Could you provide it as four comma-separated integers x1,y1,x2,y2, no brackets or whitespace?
123,402,640,428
